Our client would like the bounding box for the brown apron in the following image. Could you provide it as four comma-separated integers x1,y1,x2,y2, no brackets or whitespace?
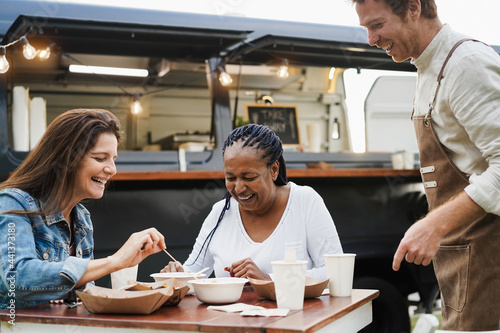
413,39,500,331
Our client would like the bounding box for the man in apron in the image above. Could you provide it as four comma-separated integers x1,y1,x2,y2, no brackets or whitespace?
351,0,500,330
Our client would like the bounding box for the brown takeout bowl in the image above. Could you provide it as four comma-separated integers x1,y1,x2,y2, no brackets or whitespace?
76,278,189,314
248,276,329,301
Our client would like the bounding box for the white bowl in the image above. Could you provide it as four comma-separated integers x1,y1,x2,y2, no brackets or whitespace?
150,272,206,295
189,277,248,304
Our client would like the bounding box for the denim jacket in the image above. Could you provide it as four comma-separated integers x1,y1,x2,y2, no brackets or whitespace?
0,188,93,310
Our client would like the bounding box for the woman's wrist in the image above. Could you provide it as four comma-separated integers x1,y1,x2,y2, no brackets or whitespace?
106,255,123,271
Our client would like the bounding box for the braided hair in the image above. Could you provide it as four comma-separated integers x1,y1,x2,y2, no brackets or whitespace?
185,124,288,267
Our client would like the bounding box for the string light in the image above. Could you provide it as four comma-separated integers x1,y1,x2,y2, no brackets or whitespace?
130,94,143,115
37,46,51,60
21,36,37,60
218,66,233,86
0,46,9,74
276,58,289,79
0,35,52,74
329,67,336,80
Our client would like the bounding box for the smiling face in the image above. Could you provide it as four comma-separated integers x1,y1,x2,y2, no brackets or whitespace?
223,140,279,215
356,0,421,62
70,132,118,206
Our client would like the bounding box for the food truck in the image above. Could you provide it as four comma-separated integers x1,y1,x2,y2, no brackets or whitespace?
4,1,491,331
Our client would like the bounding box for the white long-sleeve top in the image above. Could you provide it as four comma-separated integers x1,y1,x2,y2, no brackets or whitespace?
183,182,343,281
413,24,500,215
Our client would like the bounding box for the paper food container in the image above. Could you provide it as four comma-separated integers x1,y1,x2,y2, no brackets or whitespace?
125,279,190,307
249,276,329,301
76,279,189,314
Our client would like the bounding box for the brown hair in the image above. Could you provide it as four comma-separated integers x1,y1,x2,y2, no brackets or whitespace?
349,0,438,19
0,108,122,215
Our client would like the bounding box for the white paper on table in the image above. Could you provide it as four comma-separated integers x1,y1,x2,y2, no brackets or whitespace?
207,303,265,313
240,309,290,317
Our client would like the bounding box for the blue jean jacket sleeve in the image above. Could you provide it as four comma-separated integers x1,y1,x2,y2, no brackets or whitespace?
60,256,91,285
0,189,93,309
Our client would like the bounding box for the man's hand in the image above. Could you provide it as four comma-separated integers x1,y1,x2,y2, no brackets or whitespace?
392,191,485,271
392,217,442,271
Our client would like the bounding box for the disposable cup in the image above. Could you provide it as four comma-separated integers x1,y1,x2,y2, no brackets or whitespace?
306,123,321,152
391,153,404,170
324,253,356,297
403,152,416,169
110,264,138,289
271,260,307,310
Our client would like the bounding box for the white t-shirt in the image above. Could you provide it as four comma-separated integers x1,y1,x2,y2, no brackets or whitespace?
183,182,343,280
413,24,500,215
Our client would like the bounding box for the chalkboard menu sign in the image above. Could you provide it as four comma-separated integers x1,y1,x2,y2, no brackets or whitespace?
245,105,301,147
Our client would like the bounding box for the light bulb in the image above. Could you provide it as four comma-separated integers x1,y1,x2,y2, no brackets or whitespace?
328,67,336,80
21,37,37,60
0,47,9,74
38,46,51,60
218,69,233,86
276,59,289,79
277,65,289,79
130,96,142,115
331,118,340,140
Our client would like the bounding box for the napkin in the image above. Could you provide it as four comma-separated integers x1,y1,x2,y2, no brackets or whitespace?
206,303,289,317
240,309,290,317
207,303,265,313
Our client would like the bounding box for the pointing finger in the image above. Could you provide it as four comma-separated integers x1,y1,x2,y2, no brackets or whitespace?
392,244,407,271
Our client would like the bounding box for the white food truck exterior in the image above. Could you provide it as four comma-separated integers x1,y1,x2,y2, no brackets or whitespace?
4,2,492,331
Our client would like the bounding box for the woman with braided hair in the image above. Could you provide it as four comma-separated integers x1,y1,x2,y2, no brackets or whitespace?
162,124,342,280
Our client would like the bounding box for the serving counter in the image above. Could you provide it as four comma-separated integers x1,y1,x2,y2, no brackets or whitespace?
111,168,421,181
1,288,379,333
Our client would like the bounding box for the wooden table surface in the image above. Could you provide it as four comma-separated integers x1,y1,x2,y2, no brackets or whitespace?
0,288,379,333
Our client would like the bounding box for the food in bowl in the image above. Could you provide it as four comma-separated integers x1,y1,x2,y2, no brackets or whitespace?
150,272,206,295
189,277,248,304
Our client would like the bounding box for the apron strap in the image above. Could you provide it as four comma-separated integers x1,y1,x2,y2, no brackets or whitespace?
427,38,483,121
